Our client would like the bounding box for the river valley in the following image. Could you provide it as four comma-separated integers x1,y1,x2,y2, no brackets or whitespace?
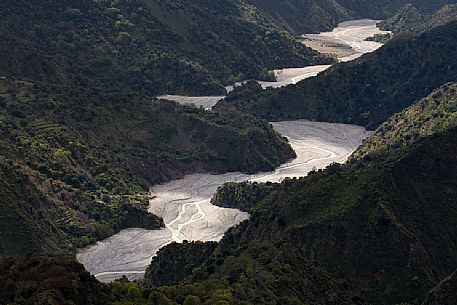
77,121,370,282
158,19,388,109
77,19,385,283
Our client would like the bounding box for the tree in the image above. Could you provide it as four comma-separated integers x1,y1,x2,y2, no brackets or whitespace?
148,291,173,305
183,295,201,305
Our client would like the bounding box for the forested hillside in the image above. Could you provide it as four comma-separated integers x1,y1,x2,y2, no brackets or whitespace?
27,82,454,305
147,83,457,305
377,4,426,33
2,2,457,305
0,256,111,305
337,0,456,19
244,0,457,34
0,0,332,96
379,3,457,33
0,0,313,255
422,270,457,305
352,82,457,160
217,20,457,129
244,0,351,33
0,78,295,255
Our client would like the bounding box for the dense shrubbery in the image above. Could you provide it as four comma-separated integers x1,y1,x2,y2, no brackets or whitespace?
144,242,218,289
0,256,110,305
2,54,457,305
352,83,457,160
0,77,294,254
142,85,457,304
2,1,457,305
0,0,332,96
377,4,426,33
210,180,276,213
152,242,356,305
378,3,457,34
0,0,305,254
244,0,457,34
422,269,457,305
217,21,457,130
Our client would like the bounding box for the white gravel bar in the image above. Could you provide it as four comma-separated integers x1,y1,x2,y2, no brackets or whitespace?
77,121,370,282
78,19,382,282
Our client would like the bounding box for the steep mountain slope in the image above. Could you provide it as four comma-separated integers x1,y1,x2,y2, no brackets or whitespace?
379,3,457,33
5,85,457,302
337,0,456,19
159,84,457,304
155,242,357,305
0,80,295,255
0,0,308,255
378,4,426,33
245,0,351,33
0,157,163,256
144,242,218,288
0,256,111,305
217,132,457,304
352,82,457,160
244,0,457,34
422,270,457,305
0,0,331,96
217,21,457,129
3,32,457,305
423,4,457,29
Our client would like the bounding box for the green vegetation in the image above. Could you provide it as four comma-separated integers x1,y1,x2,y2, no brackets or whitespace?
0,255,179,305
422,270,457,305
2,80,457,305
144,84,457,304
243,0,351,34
378,3,457,34
0,0,308,255
243,0,457,34
335,0,457,20
210,180,276,213
0,78,295,254
0,256,110,305
217,21,457,129
0,0,333,96
352,83,457,160
0,250,354,305
364,32,394,43
144,242,217,289
2,1,457,305
153,241,356,305
422,4,457,30
0,155,163,255
378,4,426,33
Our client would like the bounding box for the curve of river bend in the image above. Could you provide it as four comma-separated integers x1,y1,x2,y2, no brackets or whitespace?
77,19,387,282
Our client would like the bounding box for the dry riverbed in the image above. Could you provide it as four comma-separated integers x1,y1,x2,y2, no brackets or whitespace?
159,19,388,109
77,121,370,282
77,19,383,283
302,19,389,61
